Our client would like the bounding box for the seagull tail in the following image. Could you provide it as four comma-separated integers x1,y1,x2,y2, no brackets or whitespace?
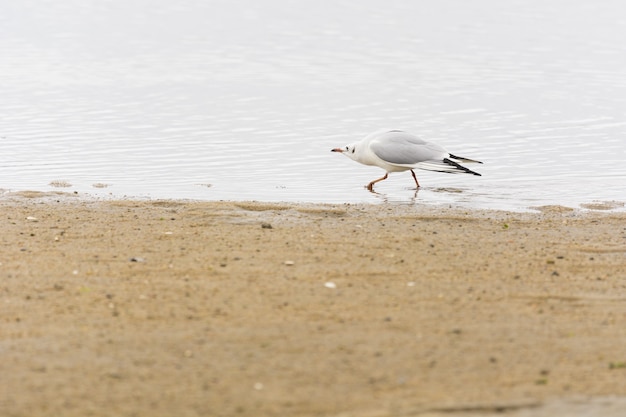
443,158,482,176
448,153,483,164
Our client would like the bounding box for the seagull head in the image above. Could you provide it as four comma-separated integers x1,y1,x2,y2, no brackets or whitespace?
331,143,358,161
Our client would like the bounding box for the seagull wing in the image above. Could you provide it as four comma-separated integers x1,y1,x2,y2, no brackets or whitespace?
369,131,447,165
369,131,481,175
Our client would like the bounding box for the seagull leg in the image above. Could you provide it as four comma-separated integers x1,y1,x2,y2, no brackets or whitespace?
410,170,420,188
367,173,388,191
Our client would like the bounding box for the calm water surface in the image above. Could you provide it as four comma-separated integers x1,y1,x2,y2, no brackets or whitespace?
1,0,625,211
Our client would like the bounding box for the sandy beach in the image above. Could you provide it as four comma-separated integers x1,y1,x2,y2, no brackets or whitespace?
1,192,626,416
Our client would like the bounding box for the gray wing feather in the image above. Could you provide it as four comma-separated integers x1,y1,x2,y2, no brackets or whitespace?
370,131,447,165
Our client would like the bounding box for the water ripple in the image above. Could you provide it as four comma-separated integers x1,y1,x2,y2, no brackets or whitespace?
1,0,625,211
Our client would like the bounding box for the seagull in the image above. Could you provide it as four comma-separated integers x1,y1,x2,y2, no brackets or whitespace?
331,129,482,190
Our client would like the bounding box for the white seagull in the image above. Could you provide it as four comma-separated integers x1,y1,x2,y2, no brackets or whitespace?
331,129,482,190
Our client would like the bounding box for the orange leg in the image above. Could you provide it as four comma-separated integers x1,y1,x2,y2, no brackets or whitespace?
367,173,388,191
410,170,420,188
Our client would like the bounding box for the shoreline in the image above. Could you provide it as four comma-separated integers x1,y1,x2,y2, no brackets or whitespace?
2,192,626,416
4,187,626,215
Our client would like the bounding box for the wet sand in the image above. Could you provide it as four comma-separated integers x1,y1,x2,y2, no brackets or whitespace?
1,192,626,416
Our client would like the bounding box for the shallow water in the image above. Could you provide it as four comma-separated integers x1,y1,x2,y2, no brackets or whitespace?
1,0,625,211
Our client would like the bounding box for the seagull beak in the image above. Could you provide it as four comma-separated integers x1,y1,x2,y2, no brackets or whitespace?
331,148,344,153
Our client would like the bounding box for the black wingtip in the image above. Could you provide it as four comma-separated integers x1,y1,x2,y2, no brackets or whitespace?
443,158,482,176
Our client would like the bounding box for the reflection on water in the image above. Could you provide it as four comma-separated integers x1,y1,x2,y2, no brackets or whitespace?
1,0,625,211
